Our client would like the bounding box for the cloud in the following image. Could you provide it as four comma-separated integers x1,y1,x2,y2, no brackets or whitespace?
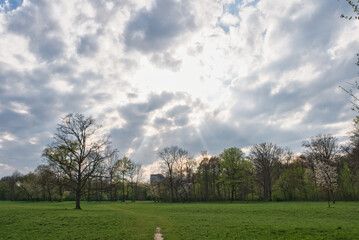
0,0,359,178
0,162,17,178
77,34,99,56
124,0,196,53
6,0,65,61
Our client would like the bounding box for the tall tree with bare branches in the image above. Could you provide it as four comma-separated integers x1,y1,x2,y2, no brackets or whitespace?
250,143,284,201
158,146,190,202
43,113,115,209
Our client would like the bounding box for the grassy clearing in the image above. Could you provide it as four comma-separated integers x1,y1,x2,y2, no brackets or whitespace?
0,201,358,239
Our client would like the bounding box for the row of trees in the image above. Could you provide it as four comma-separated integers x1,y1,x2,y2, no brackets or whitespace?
0,114,145,209
0,161,147,203
1,115,359,208
151,132,359,207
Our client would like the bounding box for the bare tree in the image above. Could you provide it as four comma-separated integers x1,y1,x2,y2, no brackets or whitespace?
250,143,284,201
176,153,195,202
103,151,121,201
43,113,115,209
158,146,190,202
128,162,143,202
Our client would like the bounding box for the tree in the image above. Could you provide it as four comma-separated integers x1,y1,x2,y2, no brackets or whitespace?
48,162,67,201
276,159,305,200
198,152,211,201
176,152,196,202
340,0,359,106
219,147,246,202
158,146,190,202
128,162,143,202
250,143,284,201
35,165,55,201
1,171,23,201
18,172,41,201
43,113,115,209
302,134,339,207
103,151,121,201
118,156,132,202
0,181,10,200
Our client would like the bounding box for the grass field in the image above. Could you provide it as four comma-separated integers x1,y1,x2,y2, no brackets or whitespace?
1,201,359,239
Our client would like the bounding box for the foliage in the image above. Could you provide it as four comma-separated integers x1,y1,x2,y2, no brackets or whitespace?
302,134,339,206
219,147,246,201
0,182,10,200
276,160,305,200
341,0,359,20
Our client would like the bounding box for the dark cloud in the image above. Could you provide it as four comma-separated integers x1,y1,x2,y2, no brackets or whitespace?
124,0,196,53
77,35,99,56
6,0,65,61
111,92,176,152
154,117,172,127
167,105,190,118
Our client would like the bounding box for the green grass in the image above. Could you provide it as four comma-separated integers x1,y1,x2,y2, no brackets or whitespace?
0,201,359,239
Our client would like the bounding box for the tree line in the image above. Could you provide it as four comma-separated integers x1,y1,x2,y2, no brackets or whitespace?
1,113,359,208
151,131,358,207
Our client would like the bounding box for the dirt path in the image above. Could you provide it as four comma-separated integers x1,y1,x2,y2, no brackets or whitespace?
154,227,163,240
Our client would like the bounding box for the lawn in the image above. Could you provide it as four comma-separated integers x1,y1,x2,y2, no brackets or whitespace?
0,201,358,239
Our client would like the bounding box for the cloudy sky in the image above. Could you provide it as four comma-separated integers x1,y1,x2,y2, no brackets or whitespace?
0,0,359,178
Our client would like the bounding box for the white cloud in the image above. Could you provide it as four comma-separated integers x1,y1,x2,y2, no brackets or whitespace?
9,102,30,115
0,162,16,177
0,0,358,177
0,132,16,148
220,13,239,26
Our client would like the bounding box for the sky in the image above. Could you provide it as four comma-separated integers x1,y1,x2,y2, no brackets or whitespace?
0,0,359,179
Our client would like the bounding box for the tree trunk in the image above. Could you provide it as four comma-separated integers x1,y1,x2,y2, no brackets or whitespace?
47,185,52,202
59,184,63,202
122,173,125,202
75,191,81,209
87,181,91,201
170,176,174,202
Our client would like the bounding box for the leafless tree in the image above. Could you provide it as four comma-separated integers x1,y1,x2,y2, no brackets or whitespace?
43,113,115,209
128,162,143,202
250,143,284,201
158,146,190,202
103,150,121,201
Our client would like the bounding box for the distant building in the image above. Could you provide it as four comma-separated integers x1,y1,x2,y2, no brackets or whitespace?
150,174,164,183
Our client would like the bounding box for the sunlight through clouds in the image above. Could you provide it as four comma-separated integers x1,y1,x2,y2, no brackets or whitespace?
0,0,358,176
